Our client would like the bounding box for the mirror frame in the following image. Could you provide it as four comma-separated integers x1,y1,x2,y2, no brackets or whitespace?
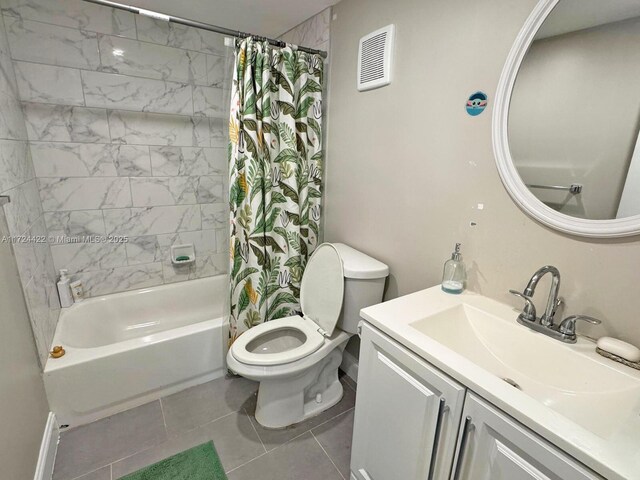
493,0,640,238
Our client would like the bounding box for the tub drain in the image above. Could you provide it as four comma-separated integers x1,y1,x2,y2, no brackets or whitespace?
502,378,522,390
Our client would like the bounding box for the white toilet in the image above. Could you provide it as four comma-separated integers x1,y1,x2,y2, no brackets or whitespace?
226,242,388,429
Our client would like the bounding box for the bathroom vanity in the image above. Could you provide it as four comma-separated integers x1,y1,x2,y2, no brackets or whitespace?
350,287,640,480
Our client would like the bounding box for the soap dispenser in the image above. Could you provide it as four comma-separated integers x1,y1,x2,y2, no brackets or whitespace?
57,269,74,308
441,243,466,294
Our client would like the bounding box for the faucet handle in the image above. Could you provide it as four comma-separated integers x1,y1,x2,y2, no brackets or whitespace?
558,315,602,337
509,290,536,321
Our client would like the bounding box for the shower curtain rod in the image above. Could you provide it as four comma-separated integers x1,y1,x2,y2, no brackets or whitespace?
82,0,328,58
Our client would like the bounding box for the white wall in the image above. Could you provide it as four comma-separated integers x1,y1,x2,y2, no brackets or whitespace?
510,17,640,220
0,208,50,480
325,0,640,347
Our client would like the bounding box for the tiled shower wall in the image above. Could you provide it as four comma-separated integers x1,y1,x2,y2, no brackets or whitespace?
0,8,58,366
279,7,331,53
1,0,232,299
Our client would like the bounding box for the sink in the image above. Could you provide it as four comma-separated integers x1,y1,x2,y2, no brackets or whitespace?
360,286,640,479
410,303,640,440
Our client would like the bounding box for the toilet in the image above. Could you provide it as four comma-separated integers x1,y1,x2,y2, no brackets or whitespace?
226,242,388,429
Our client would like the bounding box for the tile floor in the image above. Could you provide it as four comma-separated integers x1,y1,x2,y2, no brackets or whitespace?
53,373,357,480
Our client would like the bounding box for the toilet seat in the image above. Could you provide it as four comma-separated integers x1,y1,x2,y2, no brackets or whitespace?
231,316,325,366
231,243,345,367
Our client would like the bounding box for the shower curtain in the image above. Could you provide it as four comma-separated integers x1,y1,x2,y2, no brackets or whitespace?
228,38,324,343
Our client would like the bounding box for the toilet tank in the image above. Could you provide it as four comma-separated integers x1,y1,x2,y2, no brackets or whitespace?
332,243,389,334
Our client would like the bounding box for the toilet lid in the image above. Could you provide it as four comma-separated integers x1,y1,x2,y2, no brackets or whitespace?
300,243,344,337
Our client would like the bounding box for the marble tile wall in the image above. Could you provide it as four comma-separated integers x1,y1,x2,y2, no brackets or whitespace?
0,5,59,366
1,0,233,303
279,8,331,53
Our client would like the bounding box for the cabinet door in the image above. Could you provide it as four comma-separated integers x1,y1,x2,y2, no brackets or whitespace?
450,393,603,480
351,323,465,480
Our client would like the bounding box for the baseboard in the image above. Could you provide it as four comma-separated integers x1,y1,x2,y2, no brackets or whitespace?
33,412,59,480
340,349,359,384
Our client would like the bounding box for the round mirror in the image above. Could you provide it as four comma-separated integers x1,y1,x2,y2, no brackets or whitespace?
494,0,640,237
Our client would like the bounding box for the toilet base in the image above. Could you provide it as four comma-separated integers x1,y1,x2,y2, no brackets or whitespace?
254,342,347,429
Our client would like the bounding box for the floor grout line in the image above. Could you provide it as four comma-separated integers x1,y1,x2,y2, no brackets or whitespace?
169,409,237,438
311,430,345,480
224,451,268,474
306,406,355,435
98,400,170,469
262,429,310,453
223,429,319,475
158,398,168,432
108,409,239,469
67,463,111,480
244,407,268,454
244,389,355,454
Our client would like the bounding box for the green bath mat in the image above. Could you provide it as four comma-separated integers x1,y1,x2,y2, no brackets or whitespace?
119,441,227,480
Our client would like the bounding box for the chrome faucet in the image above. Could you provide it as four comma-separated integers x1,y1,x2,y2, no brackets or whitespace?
509,266,602,343
523,265,561,327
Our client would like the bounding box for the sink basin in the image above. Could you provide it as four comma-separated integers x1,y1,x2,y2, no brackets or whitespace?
410,303,640,439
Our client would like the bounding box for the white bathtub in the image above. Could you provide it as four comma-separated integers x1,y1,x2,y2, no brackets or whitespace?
44,275,228,428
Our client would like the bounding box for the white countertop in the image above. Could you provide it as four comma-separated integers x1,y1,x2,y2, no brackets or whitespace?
360,286,640,480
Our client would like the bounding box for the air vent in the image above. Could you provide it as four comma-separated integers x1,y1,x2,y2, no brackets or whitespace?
357,24,395,91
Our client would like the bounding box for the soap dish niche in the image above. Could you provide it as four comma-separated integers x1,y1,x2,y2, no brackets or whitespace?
171,244,195,265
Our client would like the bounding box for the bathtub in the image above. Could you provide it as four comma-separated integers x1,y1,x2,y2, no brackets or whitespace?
44,275,228,428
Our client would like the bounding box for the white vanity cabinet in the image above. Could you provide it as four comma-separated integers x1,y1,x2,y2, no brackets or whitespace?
450,393,602,480
351,323,603,480
350,323,466,480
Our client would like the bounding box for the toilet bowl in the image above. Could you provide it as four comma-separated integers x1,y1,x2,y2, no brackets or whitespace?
227,242,388,429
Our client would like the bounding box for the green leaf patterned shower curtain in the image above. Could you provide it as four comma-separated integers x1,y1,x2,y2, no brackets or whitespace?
228,38,324,343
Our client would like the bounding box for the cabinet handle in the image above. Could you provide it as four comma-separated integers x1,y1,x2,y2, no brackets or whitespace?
451,416,474,480
427,398,447,480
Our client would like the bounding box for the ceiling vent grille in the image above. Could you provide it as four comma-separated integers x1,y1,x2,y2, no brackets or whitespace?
357,24,395,91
